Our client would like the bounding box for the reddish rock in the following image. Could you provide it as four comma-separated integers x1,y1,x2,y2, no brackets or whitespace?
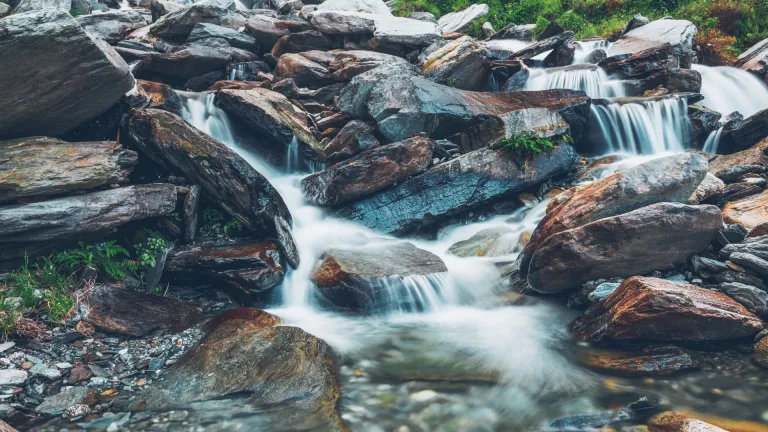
84,285,204,337
723,190,768,229
747,222,768,239
301,136,435,207
649,412,727,432
274,53,334,89
578,346,698,376
709,139,768,178
323,120,380,165
136,80,182,114
570,276,764,343
68,364,94,385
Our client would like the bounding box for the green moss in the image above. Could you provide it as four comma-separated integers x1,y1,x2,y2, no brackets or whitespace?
499,135,555,157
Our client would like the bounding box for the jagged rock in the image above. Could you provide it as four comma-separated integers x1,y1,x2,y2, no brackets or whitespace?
719,109,768,154
314,0,390,15
372,16,440,47
135,46,231,83
214,88,322,160
447,226,518,258
570,276,764,343
308,10,376,35
0,184,176,260
408,12,436,23
487,23,536,41
322,120,379,164
136,79,183,114
0,138,137,205
83,285,203,336
328,50,406,81
245,14,311,50
187,22,259,51
34,387,94,416
436,3,488,34
150,4,246,39
709,139,768,175
609,19,697,68
312,241,447,311
165,240,284,294
335,143,578,235
730,252,768,276
501,31,574,60
122,109,298,263
132,308,343,431
274,52,334,88
622,14,650,35
722,190,768,229
599,43,679,78
75,10,149,45
11,0,70,13
648,412,728,432
421,36,491,90
528,203,722,293
519,153,709,283
336,61,419,119
543,40,576,67
687,173,725,204
0,3,10,17
623,67,702,96
301,136,434,207
719,282,768,318
271,30,337,57
0,10,134,140
735,38,768,83
689,104,722,146
691,255,728,278
150,0,184,22
578,346,697,376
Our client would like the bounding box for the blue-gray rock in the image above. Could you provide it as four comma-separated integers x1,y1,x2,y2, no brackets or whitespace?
186,22,258,51
35,387,93,415
588,282,621,302
76,10,150,45
720,282,768,318
730,252,768,276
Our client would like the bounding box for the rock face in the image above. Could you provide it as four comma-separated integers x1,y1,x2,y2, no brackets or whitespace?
609,19,697,67
134,308,343,431
735,38,768,83
312,241,448,312
308,11,376,35
528,203,722,293
0,137,137,204
436,4,488,33
719,282,768,318
149,4,246,39
570,277,764,343
722,190,768,229
75,10,150,45
421,36,491,91
84,285,204,337
121,109,298,265
11,0,71,14
0,10,135,140
274,52,335,88
301,136,435,207
519,153,709,283
214,88,322,159
0,184,176,260
335,143,578,235
164,240,285,294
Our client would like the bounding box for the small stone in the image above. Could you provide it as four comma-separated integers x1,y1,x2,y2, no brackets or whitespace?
56,363,72,369
0,369,27,386
409,390,438,402
0,342,15,353
730,252,768,275
753,336,768,368
89,377,108,386
64,403,90,419
20,362,33,370
68,365,94,385
76,321,95,336
100,389,118,397
136,378,147,386
148,358,164,371
35,387,93,415
30,364,62,381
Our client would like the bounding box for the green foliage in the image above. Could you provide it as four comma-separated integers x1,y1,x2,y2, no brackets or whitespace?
500,136,555,157
135,233,168,269
199,208,243,239
54,241,133,280
69,9,82,17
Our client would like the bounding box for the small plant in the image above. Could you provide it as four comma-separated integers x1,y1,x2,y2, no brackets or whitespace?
499,136,555,157
199,208,244,238
54,241,133,280
135,233,168,269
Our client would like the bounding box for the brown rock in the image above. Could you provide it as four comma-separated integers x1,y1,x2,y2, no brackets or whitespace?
578,346,698,376
649,412,727,432
753,336,768,368
723,190,768,229
0,420,17,432
709,139,768,178
747,222,768,239
528,203,722,293
0,137,137,204
329,50,406,81
75,321,95,336
274,53,335,89
570,276,764,343
83,285,204,337
323,120,380,165
301,136,435,207
136,80,182,114
67,364,94,385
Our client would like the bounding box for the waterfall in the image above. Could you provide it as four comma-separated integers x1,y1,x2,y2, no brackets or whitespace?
692,64,768,118
590,97,690,154
703,126,724,154
573,40,612,64
525,64,625,98
228,63,247,81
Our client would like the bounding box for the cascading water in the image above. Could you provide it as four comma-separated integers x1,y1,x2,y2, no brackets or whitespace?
525,64,625,98
692,64,768,118
703,126,724,154
589,97,690,154
573,39,612,64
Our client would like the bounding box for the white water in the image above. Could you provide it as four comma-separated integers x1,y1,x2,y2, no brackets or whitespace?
525,64,625,98
703,126,724,154
573,39,612,64
693,64,768,118
590,97,690,154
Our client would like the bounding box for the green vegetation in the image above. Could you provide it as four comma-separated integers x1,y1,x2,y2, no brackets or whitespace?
54,241,134,280
500,135,555,157
135,233,168,270
199,208,243,239
392,0,768,59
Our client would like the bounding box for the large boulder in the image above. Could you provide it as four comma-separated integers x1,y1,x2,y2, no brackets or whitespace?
301,136,435,207
335,143,579,235
518,153,709,282
271,30,338,58
322,120,380,164
735,38,768,83
0,184,177,260
421,36,491,91
164,240,285,294
121,109,299,267
308,10,376,35
274,52,335,88
132,308,343,431
328,50,406,81
75,10,150,45
314,0,391,16
609,19,697,68
135,46,233,83
372,16,440,47
492,31,573,60
187,22,259,51
436,3,488,34
214,88,322,160
527,203,723,293
0,137,137,204
722,190,768,229
569,276,763,343
149,4,246,39
83,285,204,337
709,140,768,177
341,65,591,143
245,14,311,50
0,10,134,140
11,0,70,14
718,109,768,154
312,241,447,312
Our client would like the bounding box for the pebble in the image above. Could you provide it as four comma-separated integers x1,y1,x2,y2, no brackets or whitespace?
167,410,189,421
0,369,27,386
0,342,15,353
30,364,62,380
56,362,72,369
89,377,108,386
410,390,438,402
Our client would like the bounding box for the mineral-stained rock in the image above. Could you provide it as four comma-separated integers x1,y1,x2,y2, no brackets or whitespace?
609,19,697,68
0,137,137,204
421,36,491,91
149,4,246,39
747,223,768,239
133,308,343,431
245,14,311,50
519,153,709,281
136,80,183,114
735,37,768,83
436,3,488,34
709,139,768,177
312,241,447,312
528,203,722,293
335,143,578,235
274,52,335,88
578,346,698,376
722,190,768,229
271,30,338,58
301,136,435,207
0,184,176,260
323,120,379,164
214,88,322,159
719,282,768,318
121,109,298,262
75,10,150,45
84,285,204,337
599,43,678,78
570,276,763,343
164,240,285,294
0,10,134,140
687,173,724,204
648,412,728,432
754,336,768,368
